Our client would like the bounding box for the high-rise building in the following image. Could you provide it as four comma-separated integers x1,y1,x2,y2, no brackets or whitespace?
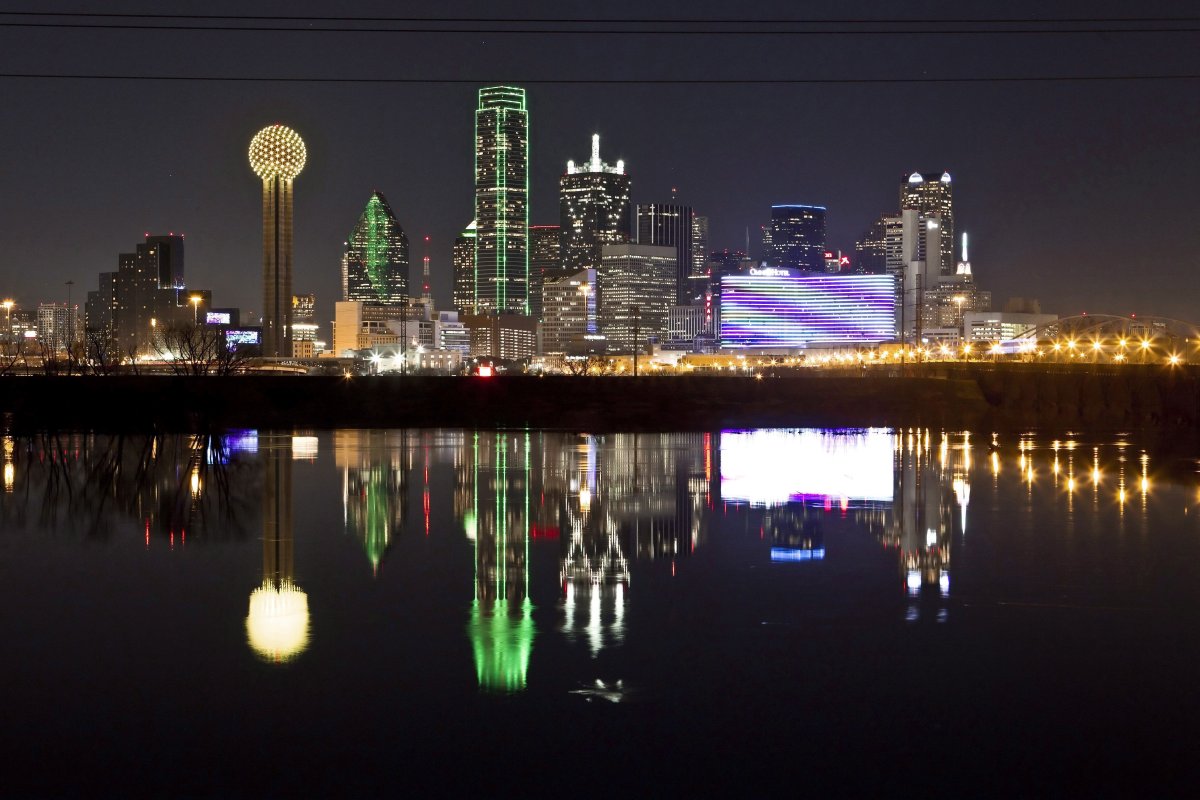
452,220,477,315
143,234,185,289
541,268,597,355
85,272,118,343
86,233,209,356
528,224,561,321
460,313,538,360
249,124,307,358
900,172,954,275
854,214,903,275
292,293,317,357
559,134,631,273
474,86,529,315
636,204,693,305
766,205,826,272
690,214,709,288
341,191,410,306
37,303,81,354
597,243,676,353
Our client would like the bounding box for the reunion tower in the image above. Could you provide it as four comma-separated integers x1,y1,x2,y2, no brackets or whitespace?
249,124,306,357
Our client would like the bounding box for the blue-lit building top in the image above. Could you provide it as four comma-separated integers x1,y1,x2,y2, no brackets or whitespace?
720,268,895,349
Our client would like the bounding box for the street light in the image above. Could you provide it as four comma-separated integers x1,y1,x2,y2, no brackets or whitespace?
2,300,12,339
190,295,202,325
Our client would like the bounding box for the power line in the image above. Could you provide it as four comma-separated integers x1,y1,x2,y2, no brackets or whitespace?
1,72,1197,85
2,21,1199,35
1,12,1198,24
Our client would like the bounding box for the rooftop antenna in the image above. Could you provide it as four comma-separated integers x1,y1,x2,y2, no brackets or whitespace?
422,235,431,302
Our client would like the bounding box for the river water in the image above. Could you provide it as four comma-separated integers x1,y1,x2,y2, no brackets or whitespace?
1,428,1198,795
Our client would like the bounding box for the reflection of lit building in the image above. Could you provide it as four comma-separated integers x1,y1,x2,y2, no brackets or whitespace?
3,435,13,492
246,435,310,662
466,431,534,692
873,430,971,621
335,430,408,573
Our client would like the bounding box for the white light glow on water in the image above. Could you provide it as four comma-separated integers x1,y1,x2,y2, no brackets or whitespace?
720,428,893,506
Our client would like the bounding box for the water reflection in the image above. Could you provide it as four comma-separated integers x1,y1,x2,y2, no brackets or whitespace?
336,430,409,573
246,434,310,663
0,430,257,540
0,425,1180,690
466,431,534,692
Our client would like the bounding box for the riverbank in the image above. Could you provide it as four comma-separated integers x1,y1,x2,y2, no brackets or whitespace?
2,364,1198,434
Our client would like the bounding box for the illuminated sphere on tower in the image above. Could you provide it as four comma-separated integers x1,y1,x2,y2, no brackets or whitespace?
249,124,306,181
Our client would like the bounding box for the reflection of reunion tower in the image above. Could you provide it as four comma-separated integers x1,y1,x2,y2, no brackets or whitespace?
245,434,310,662
249,124,307,357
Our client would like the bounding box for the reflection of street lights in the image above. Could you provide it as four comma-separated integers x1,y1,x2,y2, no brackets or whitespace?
190,294,202,325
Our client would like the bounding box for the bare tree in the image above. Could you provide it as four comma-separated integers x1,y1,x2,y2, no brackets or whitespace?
82,331,124,376
156,323,254,376
0,338,28,376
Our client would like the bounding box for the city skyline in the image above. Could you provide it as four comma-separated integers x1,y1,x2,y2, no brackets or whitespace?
0,1,1197,327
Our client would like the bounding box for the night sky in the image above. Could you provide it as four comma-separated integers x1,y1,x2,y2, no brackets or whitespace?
1,0,1197,328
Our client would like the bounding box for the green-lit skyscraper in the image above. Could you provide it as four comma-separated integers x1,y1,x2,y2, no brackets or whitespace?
342,191,410,305
473,86,529,314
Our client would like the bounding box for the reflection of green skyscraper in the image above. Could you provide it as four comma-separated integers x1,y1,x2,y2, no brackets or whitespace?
466,431,534,692
336,430,407,573
473,86,529,314
342,191,410,305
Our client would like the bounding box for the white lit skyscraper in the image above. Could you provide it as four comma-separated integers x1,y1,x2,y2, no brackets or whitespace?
560,134,631,273
900,172,954,275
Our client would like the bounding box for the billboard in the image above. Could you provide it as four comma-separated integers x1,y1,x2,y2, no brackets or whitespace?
224,329,260,349
205,311,232,326
720,271,894,348
720,428,894,506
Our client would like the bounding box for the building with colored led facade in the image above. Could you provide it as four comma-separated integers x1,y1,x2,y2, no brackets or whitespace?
900,172,954,276
597,243,676,353
636,203,694,305
560,134,631,273
528,224,561,321
719,269,895,350
341,191,410,306
474,87,529,314
452,220,476,315
766,205,827,272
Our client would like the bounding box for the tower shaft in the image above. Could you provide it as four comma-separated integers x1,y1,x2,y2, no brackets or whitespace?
262,176,294,357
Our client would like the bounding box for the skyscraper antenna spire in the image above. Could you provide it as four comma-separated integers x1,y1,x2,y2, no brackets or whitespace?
591,133,601,172
962,231,969,262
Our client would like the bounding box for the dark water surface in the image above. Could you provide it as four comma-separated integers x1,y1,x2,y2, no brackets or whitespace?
2,428,1198,796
